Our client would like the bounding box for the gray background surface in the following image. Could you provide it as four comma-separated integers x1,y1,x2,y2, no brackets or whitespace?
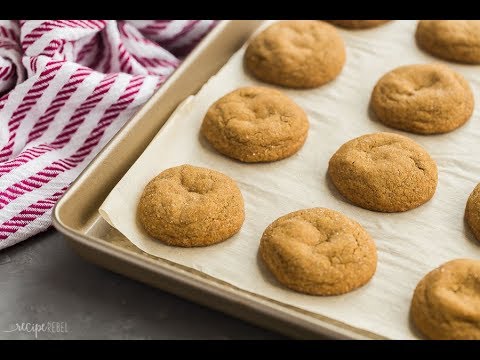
0,229,283,339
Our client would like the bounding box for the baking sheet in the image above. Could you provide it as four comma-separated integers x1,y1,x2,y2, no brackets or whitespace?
99,20,480,339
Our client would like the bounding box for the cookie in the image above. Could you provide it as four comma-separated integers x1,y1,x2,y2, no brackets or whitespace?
244,20,346,88
465,183,480,242
328,132,438,212
260,208,377,295
416,20,480,64
137,164,244,247
371,63,474,134
201,86,309,163
327,20,390,29
411,259,480,340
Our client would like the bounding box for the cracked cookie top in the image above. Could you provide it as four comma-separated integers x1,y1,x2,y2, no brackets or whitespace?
201,86,309,162
137,164,244,247
416,20,480,64
411,259,480,340
328,132,438,212
260,208,377,295
244,20,346,88
371,63,474,134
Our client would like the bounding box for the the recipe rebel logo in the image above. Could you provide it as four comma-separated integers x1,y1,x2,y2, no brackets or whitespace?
3,321,68,339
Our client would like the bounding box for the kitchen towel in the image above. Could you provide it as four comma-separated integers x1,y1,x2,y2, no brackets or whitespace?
0,20,215,249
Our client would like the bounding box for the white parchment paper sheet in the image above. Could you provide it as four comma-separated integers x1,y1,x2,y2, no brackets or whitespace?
100,20,480,339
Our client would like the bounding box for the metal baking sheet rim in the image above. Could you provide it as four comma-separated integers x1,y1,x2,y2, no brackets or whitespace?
52,20,386,340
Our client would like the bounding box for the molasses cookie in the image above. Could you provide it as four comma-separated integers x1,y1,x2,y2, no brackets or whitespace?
328,132,438,212
137,164,244,247
416,20,480,64
327,20,390,29
411,259,480,340
244,20,346,88
260,208,377,295
465,183,480,242
201,86,309,162
371,63,474,134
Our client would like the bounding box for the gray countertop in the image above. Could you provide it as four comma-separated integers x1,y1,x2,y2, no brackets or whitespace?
0,229,282,339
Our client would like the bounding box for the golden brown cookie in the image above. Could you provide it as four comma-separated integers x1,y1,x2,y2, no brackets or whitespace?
244,20,346,88
137,164,244,247
416,20,480,64
465,183,480,242
201,86,309,163
328,132,438,212
411,259,480,340
371,63,474,135
260,208,377,295
327,20,390,29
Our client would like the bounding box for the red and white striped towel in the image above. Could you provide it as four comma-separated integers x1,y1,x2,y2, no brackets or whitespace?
0,20,215,250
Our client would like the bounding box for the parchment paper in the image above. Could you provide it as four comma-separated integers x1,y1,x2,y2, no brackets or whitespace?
99,20,480,339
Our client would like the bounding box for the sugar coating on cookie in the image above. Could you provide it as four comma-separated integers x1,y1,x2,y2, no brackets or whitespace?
328,132,438,212
466,183,480,243
371,63,474,135
137,164,244,247
201,86,309,163
416,20,480,64
244,20,346,88
411,259,480,340
260,208,377,296
327,20,390,29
